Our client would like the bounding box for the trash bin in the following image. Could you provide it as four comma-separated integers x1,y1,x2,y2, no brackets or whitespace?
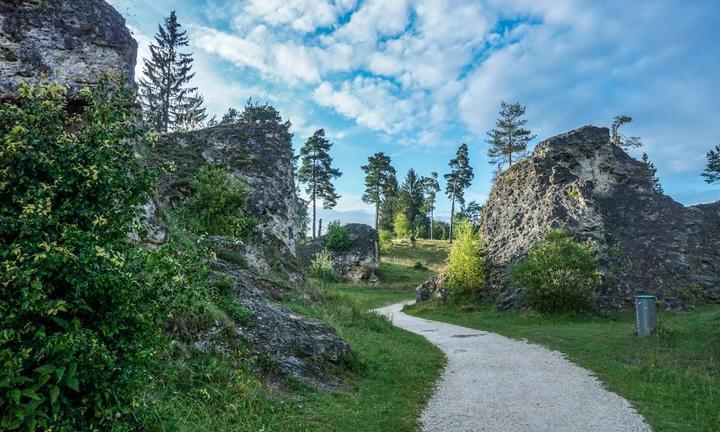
635,295,657,336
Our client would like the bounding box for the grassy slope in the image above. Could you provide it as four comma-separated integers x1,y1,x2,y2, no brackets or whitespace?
143,241,445,431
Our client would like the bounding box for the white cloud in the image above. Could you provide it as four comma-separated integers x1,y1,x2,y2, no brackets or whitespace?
194,27,270,73
273,44,321,83
243,0,356,33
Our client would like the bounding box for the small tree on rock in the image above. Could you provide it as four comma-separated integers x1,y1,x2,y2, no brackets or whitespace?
487,102,535,169
298,129,341,239
610,115,642,148
702,143,720,184
444,143,474,243
641,152,663,194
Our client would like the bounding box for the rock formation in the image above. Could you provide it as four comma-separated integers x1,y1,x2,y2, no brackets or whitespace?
416,273,449,303
298,223,380,282
480,125,720,310
0,0,137,99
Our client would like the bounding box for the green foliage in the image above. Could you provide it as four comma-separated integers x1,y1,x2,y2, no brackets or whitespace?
308,250,336,282
446,220,486,296
702,143,720,184
0,82,157,430
298,129,342,237
178,166,255,238
509,228,600,313
324,221,352,252
398,169,426,232
393,212,413,240
361,152,397,229
378,229,394,254
610,115,642,148
486,102,535,167
641,152,663,193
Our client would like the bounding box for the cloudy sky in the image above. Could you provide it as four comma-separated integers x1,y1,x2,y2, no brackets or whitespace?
109,0,720,226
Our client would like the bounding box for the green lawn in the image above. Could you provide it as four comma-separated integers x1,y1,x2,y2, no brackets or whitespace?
406,302,720,432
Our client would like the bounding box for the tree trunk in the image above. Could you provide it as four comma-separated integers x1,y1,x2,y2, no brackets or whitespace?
311,159,317,238
374,201,379,231
449,192,455,244
429,208,434,240
312,192,316,239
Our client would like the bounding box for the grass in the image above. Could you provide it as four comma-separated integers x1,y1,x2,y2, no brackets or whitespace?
381,239,450,272
406,302,720,432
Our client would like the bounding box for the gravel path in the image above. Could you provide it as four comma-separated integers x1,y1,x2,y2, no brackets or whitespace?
375,301,651,432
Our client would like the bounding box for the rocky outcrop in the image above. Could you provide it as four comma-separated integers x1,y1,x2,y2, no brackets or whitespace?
298,223,380,282
416,273,449,303
150,116,302,281
0,0,137,99
480,125,720,310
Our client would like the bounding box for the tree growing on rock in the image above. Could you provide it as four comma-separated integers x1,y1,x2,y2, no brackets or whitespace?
444,143,474,243
139,11,205,132
702,143,720,184
362,152,397,231
487,102,535,169
420,172,441,239
641,152,663,194
610,115,642,148
298,129,342,239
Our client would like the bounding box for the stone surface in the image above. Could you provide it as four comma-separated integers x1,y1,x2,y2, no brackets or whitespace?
298,223,380,282
0,0,137,98
480,125,720,310
416,273,450,303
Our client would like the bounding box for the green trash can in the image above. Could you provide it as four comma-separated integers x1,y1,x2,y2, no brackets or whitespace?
635,295,657,336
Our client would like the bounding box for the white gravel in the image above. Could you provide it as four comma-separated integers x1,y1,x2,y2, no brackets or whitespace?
375,301,652,432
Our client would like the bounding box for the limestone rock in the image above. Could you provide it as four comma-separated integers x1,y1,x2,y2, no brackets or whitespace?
480,125,720,310
298,223,380,282
416,273,450,303
0,0,137,98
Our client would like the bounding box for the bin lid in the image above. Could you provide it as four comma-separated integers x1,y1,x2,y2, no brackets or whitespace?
635,295,656,299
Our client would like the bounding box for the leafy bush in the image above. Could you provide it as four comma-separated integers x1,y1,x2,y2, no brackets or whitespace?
324,221,352,252
509,228,600,313
447,220,486,296
378,229,393,254
308,249,336,282
412,260,427,270
0,82,158,430
179,166,255,238
393,213,413,240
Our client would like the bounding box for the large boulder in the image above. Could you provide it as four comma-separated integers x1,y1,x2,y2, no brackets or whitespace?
298,223,380,282
0,0,137,99
416,273,449,303
480,125,720,310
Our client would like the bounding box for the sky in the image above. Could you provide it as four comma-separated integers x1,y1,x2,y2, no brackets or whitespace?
108,0,720,227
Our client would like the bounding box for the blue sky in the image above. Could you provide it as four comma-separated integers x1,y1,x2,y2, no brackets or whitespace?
109,0,720,226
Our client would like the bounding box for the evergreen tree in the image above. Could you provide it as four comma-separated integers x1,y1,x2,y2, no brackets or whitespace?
379,174,399,232
398,169,425,233
361,152,396,231
610,115,642,148
297,129,342,238
220,107,240,124
487,102,535,168
444,143,474,243
456,201,483,229
702,144,720,184
641,152,663,194
420,172,441,239
176,89,207,131
139,11,204,132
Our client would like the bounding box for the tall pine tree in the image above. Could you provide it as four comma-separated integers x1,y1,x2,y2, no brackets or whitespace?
702,144,720,184
139,11,205,132
398,169,425,233
487,102,535,169
297,129,342,239
420,172,440,239
361,152,396,231
444,143,474,243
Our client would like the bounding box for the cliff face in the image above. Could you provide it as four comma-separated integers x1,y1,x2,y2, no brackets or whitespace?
480,126,720,310
0,0,137,98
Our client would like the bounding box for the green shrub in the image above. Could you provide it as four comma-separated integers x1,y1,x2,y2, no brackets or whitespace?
378,229,393,254
324,221,352,252
0,82,159,430
393,213,413,240
447,220,486,296
412,260,426,270
179,166,255,238
509,228,600,313
308,249,336,282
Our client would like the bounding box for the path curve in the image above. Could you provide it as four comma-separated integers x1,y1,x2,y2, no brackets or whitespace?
375,301,651,432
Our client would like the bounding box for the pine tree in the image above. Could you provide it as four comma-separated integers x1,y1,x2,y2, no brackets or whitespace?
297,129,342,238
702,144,720,184
610,115,642,148
176,89,207,131
487,102,535,168
398,169,425,233
456,201,483,228
640,152,663,194
444,143,474,243
220,107,240,124
361,152,396,231
420,172,440,239
139,11,204,132
379,174,399,232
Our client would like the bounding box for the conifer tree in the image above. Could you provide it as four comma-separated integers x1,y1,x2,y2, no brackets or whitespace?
298,129,342,238
445,143,474,243
487,102,535,168
702,144,720,184
399,169,425,232
641,152,663,194
420,172,440,239
139,11,204,132
379,174,399,232
362,152,396,231
610,115,642,148
176,89,207,131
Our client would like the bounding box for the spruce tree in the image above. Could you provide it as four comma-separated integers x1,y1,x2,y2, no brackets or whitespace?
139,11,204,132
297,129,342,238
176,89,207,131
399,169,425,232
444,143,474,243
420,172,440,239
487,102,535,168
702,144,720,184
361,152,396,231
641,152,663,194
379,174,399,232
610,115,642,148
